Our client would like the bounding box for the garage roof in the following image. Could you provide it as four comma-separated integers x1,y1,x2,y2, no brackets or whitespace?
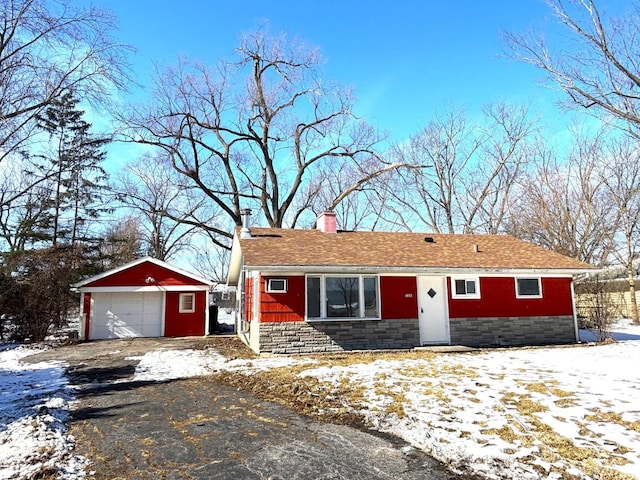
73,257,214,289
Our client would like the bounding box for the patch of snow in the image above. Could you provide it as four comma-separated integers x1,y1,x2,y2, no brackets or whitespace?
0,344,87,479
129,349,313,382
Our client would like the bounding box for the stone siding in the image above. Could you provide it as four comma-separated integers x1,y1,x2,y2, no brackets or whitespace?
449,315,577,347
258,319,420,354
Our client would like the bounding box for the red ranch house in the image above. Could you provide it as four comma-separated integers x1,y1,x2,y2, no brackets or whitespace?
73,257,213,340
227,212,595,354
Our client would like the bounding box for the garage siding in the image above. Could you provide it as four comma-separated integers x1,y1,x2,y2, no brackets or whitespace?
164,291,207,337
90,292,164,339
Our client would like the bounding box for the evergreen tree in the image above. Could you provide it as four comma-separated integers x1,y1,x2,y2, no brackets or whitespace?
34,90,110,247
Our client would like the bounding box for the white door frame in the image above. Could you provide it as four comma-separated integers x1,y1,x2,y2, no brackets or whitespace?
417,276,450,345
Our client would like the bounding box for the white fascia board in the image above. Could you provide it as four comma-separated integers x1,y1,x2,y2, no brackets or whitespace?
245,265,593,277
78,285,211,293
227,233,243,286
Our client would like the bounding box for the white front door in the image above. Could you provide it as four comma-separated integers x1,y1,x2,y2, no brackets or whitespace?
417,276,449,345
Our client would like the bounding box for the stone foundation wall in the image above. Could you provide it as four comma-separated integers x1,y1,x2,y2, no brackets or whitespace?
258,319,420,354
449,315,577,347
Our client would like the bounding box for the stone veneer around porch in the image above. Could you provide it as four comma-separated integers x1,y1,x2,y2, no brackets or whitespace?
448,315,577,347
257,319,420,354
249,315,578,354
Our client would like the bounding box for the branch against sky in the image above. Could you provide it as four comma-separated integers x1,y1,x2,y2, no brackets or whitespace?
505,0,640,137
0,0,131,162
383,103,534,234
118,30,387,241
599,135,640,324
111,153,224,260
505,129,615,267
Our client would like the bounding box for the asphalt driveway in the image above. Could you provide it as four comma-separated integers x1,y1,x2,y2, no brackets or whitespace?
28,338,465,479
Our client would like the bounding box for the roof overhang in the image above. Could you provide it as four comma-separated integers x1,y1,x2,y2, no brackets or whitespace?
241,265,596,276
77,285,211,293
227,233,243,286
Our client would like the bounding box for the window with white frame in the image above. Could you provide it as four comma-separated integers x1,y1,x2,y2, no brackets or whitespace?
266,278,288,293
515,277,542,298
452,277,480,299
179,293,195,313
306,275,379,320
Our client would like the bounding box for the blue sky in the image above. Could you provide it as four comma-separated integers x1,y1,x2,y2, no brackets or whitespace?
85,0,580,143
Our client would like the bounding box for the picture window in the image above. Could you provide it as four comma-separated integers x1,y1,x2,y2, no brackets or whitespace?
306,275,379,320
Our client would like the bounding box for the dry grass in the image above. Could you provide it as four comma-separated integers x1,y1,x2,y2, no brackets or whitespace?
207,342,637,479
585,408,640,432
203,336,257,359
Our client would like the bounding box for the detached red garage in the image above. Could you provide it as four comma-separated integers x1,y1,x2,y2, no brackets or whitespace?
73,257,213,340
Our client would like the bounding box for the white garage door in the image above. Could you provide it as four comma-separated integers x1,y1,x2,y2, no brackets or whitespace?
90,292,164,339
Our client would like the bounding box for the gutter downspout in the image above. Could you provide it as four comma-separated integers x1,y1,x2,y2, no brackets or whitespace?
239,262,250,334
570,278,580,343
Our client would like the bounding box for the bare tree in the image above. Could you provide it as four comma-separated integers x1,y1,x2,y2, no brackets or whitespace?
0,245,90,342
461,103,536,233
505,131,615,266
0,164,54,252
388,108,478,233
505,0,640,136
575,271,618,342
119,31,404,246
99,216,144,269
600,135,640,324
0,0,130,162
308,156,404,231
387,103,534,234
190,235,229,283
112,153,216,261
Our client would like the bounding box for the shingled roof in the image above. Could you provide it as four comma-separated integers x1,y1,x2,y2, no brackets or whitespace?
227,227,594,284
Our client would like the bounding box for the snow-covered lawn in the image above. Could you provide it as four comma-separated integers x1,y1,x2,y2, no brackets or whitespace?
300,334,640,479
0,345,87,480
1,320,639,479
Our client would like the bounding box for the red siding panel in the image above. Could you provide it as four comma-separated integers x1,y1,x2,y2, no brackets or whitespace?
164,291,207,336
259,276,305,323
85,262,208,287
448,277,574,319
83,293,91,340
245,277,254,322
380,276,418,319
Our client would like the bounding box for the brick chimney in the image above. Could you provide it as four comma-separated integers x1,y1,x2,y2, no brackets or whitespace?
317,211,337,233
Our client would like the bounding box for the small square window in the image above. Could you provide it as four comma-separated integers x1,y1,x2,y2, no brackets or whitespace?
266,278,287,293
179,293,195,313
516,278,542,298
452,277,480,299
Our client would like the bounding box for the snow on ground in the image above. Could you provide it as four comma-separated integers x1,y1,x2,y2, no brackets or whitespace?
129,348,310,382
125,321,640,479
1,319,639,479
0,345,87,480
300,331,640,479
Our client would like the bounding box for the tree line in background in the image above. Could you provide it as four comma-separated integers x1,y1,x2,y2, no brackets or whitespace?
1,0,639,341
